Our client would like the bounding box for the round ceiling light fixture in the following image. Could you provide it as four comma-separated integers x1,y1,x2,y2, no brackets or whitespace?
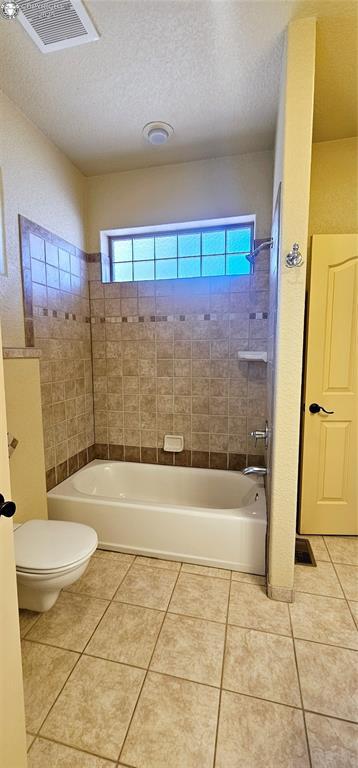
0,1,20,20
142,121,174,146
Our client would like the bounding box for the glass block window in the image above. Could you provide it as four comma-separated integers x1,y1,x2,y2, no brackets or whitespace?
110,223,253,282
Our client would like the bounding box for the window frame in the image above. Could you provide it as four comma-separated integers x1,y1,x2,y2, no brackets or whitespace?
108,220,255,283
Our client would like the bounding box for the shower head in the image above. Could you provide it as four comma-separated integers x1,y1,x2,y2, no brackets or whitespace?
246,239,273,267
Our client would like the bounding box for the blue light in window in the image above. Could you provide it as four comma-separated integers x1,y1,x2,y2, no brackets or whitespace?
178,233,200,257
178,257,200,278
227,227,251,253
202,230,225,255
112,239,132,262
133,260,154,281
226,254,251,276
155,235,177,259
156,259,177,280
133,237,154,261
202,255,225,277
112,262,132,281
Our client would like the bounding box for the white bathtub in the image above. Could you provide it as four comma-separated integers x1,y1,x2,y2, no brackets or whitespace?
48,460,266,574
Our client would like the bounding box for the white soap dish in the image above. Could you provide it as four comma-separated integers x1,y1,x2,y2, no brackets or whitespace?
237,351,268,363
163,434,184,453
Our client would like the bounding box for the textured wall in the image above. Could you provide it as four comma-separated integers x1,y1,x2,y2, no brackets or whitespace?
0,93,86,348
86,151,274,251
4,358,47,522
19,218,94,491
89,247,269,470
309,138,358,235
267,18,316,598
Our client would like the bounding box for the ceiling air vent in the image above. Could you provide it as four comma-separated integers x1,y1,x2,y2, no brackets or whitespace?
17,0,99,53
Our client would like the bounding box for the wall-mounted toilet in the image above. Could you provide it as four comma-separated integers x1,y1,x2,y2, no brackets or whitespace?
14,519,98,612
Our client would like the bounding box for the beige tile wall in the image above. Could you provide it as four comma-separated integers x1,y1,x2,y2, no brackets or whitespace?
19,217,95,490
20,217,269,484
89,246,269,469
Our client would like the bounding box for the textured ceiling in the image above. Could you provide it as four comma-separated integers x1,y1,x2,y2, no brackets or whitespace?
0,0,356,175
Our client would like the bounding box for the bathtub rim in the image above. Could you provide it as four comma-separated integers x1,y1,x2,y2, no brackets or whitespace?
48,459,266,520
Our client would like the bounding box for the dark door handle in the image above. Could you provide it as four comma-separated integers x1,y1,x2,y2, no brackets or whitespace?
309,403,334,415
0,494,16,518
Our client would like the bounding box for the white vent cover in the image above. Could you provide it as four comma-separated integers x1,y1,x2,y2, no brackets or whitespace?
17,0,99,53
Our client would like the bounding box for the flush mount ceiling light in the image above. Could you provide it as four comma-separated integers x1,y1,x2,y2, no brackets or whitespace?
1,1,19,19
142,122,174,146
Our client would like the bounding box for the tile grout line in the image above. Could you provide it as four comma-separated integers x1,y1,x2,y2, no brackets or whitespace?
21,609,43,639
28,629,351,716
329,557,358,626
117,559,184,765
25,546,358,764
27,555,139,755
212,567,232,767
300,708,358,727
29,732,118,764
288,604,313,768
29,593,115,746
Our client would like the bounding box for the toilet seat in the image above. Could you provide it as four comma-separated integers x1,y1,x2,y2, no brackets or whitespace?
14,519,98,574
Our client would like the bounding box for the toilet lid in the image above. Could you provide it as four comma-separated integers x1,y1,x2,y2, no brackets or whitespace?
14,520,98,572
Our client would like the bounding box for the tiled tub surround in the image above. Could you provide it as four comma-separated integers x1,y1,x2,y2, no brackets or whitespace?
19,216,268,485
19,217,95,490
89,245,269,470
21,535,358,767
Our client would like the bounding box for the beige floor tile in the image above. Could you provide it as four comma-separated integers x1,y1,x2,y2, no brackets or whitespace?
85,602,164,667
67,556,132,599
169,572,230,622
150,613,225,686
228,582,291,636
324,537,358,566
335,564,358,601
27,592,109,652
215,691,309,767
297,535,330,562
231,571,266,585
19,609,41,637
295,639,358,722
135,555,181,571
94,549,134,566
21,640,79,733
290,592,358,649
181,562,230,579
28,737,115,766
41,655,144,761
223,625,301,707
114,564,178,609
294,561,344,598
349,601,358,627
27,733,35,750
121,671,219,768
305,713,358,768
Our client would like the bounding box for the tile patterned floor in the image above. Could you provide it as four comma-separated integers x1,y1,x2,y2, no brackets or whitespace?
21,536,358,767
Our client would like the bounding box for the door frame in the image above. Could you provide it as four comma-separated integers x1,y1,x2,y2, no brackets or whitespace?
0,323,27,767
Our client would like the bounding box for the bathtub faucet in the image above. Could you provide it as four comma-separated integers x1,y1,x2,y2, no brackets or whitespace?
242,466,267,476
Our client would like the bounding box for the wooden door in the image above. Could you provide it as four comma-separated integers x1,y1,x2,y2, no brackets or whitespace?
0,323,27,767
299,234,358,534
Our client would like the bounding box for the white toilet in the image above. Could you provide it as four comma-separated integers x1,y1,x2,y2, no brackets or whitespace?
14,519,98,612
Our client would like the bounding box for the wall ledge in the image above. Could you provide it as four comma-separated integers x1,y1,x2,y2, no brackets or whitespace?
3,347,42,359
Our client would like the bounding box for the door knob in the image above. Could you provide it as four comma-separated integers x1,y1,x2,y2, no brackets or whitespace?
309,403,334,415
0,494,16,518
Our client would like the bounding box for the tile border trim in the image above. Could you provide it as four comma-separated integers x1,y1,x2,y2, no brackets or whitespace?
46,446,266,491
2,347,42,359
